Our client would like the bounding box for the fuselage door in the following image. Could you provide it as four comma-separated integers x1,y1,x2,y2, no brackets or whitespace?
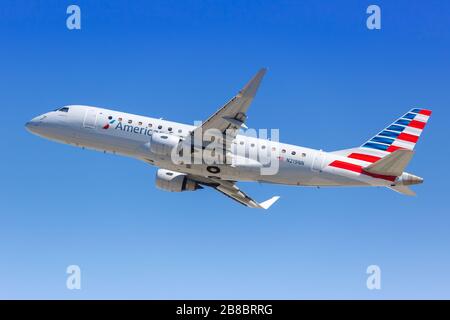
312,150,325,172
83,108,98,129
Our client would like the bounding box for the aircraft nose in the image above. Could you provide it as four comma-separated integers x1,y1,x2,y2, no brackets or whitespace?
25,116,43,133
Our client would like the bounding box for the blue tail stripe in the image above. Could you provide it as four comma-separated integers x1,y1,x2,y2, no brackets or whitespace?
361,109,428,148
395,119,411,126
387,125,406,132
378,130,400,138
363,142,389,151
403,113,416,120
371,136,395,144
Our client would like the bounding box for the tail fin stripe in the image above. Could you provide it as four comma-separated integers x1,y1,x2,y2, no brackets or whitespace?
419,109,432,116
387,125,406,132
332,108,431,159
379,130,400,138
411,108,432,116
402,126,422,136
408,120,426,129
371,136,395,144
391,139,415,149
395,119,411,126
348,153,381,163
363,142,390,151
403,113,416,119
387,145,403,152
414,114,430,122
397,132,419,143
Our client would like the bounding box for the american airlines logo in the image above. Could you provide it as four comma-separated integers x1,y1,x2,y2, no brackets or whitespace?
102,117,158,136
112,121,153,136
102,118,115,129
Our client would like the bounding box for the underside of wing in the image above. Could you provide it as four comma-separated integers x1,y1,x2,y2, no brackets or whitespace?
187,174,279,209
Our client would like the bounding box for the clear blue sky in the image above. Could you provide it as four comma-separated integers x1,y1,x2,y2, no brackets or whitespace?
1,0,449,299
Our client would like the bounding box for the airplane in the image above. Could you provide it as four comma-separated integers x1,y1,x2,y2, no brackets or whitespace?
25,68,431,209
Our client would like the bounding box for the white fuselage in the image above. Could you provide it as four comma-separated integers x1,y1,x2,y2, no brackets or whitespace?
25,105,407,188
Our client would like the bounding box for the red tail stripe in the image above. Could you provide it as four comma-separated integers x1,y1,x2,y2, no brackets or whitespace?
408,120,426,129
329,160,363,173
387,145,403,152
419,109,432,116
397,132,419,143
329,160,397,181
348,153,381,163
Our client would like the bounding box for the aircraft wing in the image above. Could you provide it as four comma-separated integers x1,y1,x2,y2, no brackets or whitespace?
190,68,267,152
187,174,279,209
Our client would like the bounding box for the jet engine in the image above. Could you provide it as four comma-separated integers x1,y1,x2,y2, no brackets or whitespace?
150,132,181,156
155,169,202,192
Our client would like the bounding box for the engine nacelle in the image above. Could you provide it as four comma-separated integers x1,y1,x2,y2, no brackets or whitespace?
150,132,181,156
155,169,202,192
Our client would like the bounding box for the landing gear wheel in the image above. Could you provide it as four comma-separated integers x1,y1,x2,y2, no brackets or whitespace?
206,166,220,174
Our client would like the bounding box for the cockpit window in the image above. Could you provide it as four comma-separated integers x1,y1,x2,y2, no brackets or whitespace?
57,107,69,112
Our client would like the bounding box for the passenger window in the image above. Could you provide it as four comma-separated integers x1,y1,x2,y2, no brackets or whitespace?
272,147,276,151
108,116,112,120
138,121,143,126
291,151,296,155
240,141,244,145
158,125,162,129
148,123,152,127
118,117,122,122
251,143,255,147
261,145,266,149
282,149,286,153
168,127,172,131
128,120,132,124
178,129,182,133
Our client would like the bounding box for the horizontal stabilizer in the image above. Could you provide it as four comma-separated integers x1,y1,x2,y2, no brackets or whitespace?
363,149,414,177
388,185,416,196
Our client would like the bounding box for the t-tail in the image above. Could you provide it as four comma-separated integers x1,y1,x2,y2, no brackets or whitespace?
332,108,432,196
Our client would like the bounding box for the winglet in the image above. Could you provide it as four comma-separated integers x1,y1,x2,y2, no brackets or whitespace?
259,196,280,209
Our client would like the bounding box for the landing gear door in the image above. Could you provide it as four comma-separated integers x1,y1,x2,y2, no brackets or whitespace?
83,108,97,129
